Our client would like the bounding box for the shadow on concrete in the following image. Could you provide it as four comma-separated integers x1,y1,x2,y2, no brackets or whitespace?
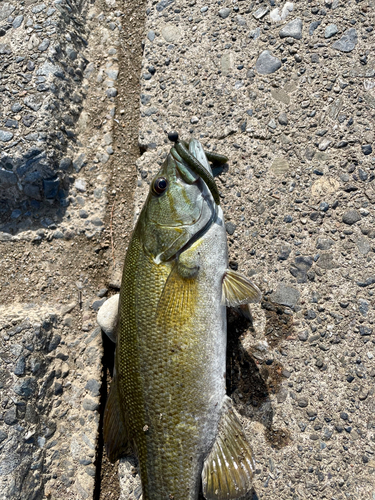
0,0,93,236
226,299,294,451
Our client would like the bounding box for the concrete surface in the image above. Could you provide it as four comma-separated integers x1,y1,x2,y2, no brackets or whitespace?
1,0,375,499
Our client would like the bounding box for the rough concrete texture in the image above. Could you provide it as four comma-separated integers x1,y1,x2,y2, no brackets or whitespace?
1,0,375,499
121,0,375,499
0,0,140,498
0,0,121,242
0,303,103,500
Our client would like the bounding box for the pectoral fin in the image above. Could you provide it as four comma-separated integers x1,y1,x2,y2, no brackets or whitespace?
103,370,132,463
222,269,261,307
156,262,197,327
202,397,255,500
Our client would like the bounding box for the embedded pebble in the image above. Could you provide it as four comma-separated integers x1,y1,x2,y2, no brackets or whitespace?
255,50,281,75
325,24,338,38
342,209,361,225
332,28,357,52
279,18,303,40
218,8,231,19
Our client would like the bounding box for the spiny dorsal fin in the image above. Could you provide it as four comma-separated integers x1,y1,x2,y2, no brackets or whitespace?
222,269,262,307
103,370,132,463
202,397,255,500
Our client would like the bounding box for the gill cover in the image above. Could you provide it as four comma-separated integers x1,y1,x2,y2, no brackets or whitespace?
140,140,216,263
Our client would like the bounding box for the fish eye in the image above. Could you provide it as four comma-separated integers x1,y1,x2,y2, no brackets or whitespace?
153,177,168,195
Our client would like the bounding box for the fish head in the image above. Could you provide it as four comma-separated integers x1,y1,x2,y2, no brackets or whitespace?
141,139,217,264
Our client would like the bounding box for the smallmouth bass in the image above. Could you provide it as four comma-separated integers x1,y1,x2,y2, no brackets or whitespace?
103,134,261,499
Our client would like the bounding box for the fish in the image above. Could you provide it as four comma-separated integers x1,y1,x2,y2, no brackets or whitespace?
103,133,262,500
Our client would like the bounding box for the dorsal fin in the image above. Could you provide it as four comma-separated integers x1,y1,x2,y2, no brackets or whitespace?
202,397,255,499
222,269,261,307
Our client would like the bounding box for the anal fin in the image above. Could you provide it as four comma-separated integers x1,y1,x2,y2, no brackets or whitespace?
222,269,261,307
103,371,132,463
202,397,255,500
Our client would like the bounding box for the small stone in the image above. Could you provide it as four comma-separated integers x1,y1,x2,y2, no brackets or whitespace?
147,30,155,42
318,138,331,151
24,94,43,111
359,326,372,336
107,88,118,98
278,112,288,126
38,38,50,52
268,118,277,129
13,377,38,399
11,102,22,113
271,284,300,308
298,398,308,408
284,215,293,223
190,116,199,124
32,3,46,14
255,50,281,75
220,52,234,75
225,222,236,235
156,0,174,12
97,294,119,343
48,334,61,352
332,28,357,52
92,298,107,311
5,119,18,129
357,277,375,288
298,330,309,341
342,209,361,225
290,256,313,283
14,356,26,376
85,379,100,397
358,299,369,316
358,169,368,181
4,407,17,426
22,115,36,127
43,178,60,199
271,88,290,105
278,245,291,261
325,24,338,38
309,20,321,35
0,130,13,142
279,18,303,40
356,237,371,255
54,382,63,395
82,397,99,412
12,14,24,29
79,210,89,219
253,6,268,19
316,238,334,250
362,144,372,156
161,25,180,43
75,179,87,192
317,253,338,270
218,8,231,19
